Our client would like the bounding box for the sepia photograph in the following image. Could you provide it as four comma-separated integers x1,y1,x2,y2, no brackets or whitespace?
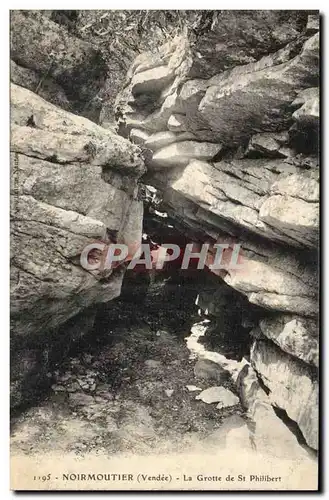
9,8,319,491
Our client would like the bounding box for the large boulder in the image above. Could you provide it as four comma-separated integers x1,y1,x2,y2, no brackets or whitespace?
116,17,319,147
11,83,144,337
198,33,319,145
10,84,144,407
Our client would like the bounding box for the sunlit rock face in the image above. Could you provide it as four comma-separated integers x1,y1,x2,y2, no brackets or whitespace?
115,11,319,450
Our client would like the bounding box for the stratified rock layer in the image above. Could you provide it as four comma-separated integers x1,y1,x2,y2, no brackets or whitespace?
11,83,144,407
115,11,319,450
11,82,144,335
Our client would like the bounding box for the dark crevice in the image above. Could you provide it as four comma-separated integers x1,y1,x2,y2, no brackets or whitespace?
272,405,318,457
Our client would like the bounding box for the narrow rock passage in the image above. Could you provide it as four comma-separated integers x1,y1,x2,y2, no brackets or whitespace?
11,280,247,458
11,277,317,491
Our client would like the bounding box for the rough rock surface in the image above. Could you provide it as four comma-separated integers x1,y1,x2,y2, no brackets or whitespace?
195,386,229,404
10,60,71,111
236,363,316,460
250,339,318,450
292,87,319,125
116,11,319,451
215,388,240,409
198,33,319,145
156,159,319,247
194,359,230,384
186,11,310,79
259,315,318,367
10,10,107,120
10,83,144,407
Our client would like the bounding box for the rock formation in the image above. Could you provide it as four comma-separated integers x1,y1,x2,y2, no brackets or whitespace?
10,83,144,407
10,10,107,121
115,11,319,450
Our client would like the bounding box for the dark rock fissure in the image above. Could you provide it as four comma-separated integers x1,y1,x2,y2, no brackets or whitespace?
11,204,254,408
272,406,318,457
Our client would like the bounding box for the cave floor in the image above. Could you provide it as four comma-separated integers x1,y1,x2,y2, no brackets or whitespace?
11,308,248,458
10,281,317,490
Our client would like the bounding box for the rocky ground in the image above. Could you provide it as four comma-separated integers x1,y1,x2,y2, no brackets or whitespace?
11,278,316,471
11,281,247,457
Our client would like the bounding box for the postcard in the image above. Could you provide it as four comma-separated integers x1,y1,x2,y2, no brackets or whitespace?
10,9,319,491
